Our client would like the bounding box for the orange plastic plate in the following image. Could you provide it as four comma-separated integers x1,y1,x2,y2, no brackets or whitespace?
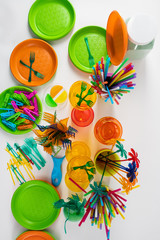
17,231,55,240
106,10,128,66
10,39,58,87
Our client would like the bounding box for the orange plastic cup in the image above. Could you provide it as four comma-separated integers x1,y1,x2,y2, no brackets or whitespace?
94,117,123,145
65,141,91,162
94,149,120,176
65,156,94,192
71,107,94,127
69,81,97,110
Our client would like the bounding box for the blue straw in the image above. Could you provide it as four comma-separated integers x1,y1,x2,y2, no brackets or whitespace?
105,85,114,104
104,56,110,80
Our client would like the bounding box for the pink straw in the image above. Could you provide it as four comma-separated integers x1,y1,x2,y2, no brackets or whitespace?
69,178,87,193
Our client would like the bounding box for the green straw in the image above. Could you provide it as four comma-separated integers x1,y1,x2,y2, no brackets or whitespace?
111,58,129,78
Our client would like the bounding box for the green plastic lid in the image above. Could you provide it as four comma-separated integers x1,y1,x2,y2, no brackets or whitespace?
11,180,60,230
0,86,42,135
28,0,76,41
68,26,107,73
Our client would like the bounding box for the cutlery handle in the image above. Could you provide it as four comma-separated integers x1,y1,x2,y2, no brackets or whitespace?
27,154,41,170
28,62,33,82
20,60,43,78
20,60,31,69
84,37,92,56
51,155,65,187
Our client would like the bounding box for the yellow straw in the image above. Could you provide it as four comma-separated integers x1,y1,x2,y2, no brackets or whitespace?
117,208,125,220
104,206,111,228
109,70,125,87
22,164,32,179
7,162,15,185
13,160,25,180
9,160,19,182
121,184,140,193
26,165,35,179
118,69,135,81
19,152,33,169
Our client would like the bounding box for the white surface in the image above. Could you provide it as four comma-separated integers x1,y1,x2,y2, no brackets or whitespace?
127,14,157,45
0,0,160,240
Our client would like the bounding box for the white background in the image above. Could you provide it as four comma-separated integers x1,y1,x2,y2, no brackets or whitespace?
0,0,160,239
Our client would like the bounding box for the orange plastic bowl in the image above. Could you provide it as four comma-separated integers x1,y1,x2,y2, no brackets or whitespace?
106,10,128,66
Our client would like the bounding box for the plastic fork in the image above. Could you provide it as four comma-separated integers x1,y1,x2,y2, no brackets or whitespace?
77,87,94,107
20,60,44,79
28,52,35,82
24,137,46,165
84,37,95,67
21,144,42,170
43,112,56,124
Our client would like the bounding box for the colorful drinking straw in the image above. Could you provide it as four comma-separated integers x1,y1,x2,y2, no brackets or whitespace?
94,141,140,194
68,178,127,240
89,56,136,104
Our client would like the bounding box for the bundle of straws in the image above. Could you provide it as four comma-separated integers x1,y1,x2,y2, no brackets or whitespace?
66,140,140,239
89,56,136,104
80,183,127,240
69,175,127,240
96,141,140,194
33,112,78,155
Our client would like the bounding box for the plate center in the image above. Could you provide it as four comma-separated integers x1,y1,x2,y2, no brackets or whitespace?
35,3,71,36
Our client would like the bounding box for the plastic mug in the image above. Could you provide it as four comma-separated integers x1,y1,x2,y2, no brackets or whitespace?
94,148,120,176
94,117,123,145
125,14,157,60
65,156,95,192
65,141,91,162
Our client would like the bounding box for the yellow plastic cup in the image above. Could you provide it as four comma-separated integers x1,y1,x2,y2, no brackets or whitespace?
65,141,91,162
65,156,94,192
69,81,97,110
94,149,120,176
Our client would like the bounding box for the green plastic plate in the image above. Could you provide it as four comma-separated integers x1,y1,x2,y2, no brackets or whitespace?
28,0,76,41
0,86,42,135
11,180,60,230
68,26,107,73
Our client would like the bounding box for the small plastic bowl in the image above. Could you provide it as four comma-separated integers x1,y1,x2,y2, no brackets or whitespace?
0,86,42,135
